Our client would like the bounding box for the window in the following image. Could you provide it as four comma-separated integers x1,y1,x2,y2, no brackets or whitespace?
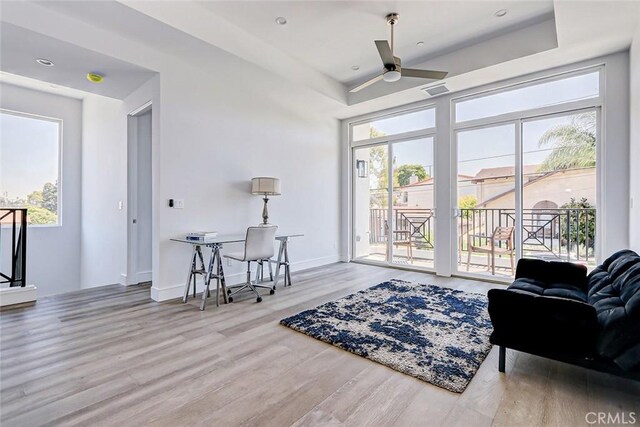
0,110,61,225
352,108,435,141
455,71,600,123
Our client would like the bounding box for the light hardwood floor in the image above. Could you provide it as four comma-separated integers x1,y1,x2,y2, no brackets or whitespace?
1,262,638,426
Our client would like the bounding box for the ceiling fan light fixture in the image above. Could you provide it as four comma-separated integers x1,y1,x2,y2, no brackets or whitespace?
383,69,401,82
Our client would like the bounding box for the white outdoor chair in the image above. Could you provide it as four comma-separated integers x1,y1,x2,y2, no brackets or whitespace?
224,226,278,303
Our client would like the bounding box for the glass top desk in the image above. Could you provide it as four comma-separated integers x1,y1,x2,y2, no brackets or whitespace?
171,233,303,310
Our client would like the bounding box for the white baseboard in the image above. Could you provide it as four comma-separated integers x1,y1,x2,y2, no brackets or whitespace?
136,270,152,284
150,254,341,302
120,271,152,286
0,285,37,307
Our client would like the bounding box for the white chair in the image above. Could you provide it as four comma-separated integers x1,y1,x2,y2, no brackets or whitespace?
224,226,278,303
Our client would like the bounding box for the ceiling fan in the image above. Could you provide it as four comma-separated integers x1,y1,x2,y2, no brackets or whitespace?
349,13,448,93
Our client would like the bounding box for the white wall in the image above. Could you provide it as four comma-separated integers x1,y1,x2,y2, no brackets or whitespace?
152,62,341,300
80,95,127,288
0,83,82,296
630,25,640,253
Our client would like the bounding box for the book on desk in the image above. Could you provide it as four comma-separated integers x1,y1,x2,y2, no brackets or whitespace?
185,231,218,241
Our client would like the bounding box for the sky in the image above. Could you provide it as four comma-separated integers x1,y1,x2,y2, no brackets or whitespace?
0,112,59,201
360,70,598,180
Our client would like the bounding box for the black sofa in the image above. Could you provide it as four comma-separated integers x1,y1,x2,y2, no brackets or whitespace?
488,249,640,379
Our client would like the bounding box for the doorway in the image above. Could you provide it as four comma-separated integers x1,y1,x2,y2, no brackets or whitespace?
127,103,152,285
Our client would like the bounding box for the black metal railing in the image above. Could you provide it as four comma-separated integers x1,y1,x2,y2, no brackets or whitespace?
0,208,28,287
458,208,595,263
368,207,596,263
369,208,435,249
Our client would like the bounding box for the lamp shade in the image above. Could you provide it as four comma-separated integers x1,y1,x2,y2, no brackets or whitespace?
251,177,281,195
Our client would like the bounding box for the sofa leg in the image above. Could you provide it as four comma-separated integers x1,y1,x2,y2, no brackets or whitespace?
498,345,506,373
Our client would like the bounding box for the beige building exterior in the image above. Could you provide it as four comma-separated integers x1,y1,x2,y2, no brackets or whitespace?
399,166,596,210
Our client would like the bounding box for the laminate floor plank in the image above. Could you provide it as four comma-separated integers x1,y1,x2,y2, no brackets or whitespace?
1,262,637,427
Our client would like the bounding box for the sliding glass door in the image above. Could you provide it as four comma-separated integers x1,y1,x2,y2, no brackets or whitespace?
353,145,389,263
521,111,597,267
391,137,435,268
351,107,437,270
454,110,599,279
456,124,517,278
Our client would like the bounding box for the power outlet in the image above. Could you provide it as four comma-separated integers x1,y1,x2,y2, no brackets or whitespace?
174,199,185,209
226,259,232,267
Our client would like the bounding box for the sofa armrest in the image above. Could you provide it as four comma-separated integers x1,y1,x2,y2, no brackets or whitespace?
488,288,598,354
515,259,588,290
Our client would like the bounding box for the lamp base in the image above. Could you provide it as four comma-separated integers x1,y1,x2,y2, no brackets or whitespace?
261,195,270,225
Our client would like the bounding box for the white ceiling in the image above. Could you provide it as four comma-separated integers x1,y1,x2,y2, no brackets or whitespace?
201,1,555,85
0,22,156,99
0,0,638,112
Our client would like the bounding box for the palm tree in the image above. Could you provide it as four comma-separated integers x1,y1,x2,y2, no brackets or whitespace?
538,112,596,172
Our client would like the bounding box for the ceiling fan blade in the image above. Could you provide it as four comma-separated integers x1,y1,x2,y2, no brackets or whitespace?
349,74,384,93
375,40,395,67
402,69,448,80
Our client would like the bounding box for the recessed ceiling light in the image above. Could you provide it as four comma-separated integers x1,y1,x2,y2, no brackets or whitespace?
351,65,360,71
36,58,54,67
416,41,425,46
495,9,508,17
275,16,287,25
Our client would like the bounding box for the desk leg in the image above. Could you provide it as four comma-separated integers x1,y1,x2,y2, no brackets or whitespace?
200,246,217,311
274,240,285,287
216,247,228,304
284,240,291,287
183,246,197,303
196,247,209,298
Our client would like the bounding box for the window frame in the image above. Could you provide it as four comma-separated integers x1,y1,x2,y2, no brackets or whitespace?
0,108,64,227
349,103,438,272
452,67,604,129
349,104,437,147
450,66,603,281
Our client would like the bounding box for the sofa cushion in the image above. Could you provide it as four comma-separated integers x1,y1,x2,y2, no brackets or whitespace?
509,278,588,303
587,249,640,370
515,258,588,291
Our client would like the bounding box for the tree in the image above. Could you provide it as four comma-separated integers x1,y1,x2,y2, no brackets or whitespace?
42,182,58,213
369,145,388,208
395,164,428,186
538,112,596,172
458,195,478,218
26,206,57,225
561,197,595,251
27,190,43,207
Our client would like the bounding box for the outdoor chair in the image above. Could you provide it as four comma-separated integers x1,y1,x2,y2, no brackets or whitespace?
466,226,515,275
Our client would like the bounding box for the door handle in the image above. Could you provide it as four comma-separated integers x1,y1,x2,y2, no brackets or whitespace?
133,219,137,224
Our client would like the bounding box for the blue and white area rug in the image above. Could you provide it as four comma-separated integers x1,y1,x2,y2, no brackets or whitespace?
280,280,493,393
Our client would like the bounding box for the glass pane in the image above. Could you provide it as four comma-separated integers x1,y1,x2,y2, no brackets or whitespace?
391,137,435,269
353,145,389,262
456,72,599,123
457,124,516,278
522,111,597,269
352,108,435,141
0,112,60,225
